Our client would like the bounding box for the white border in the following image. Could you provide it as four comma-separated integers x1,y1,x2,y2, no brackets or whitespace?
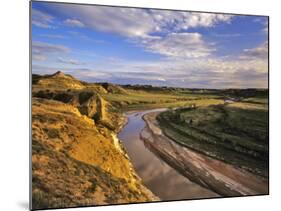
0,0,280,211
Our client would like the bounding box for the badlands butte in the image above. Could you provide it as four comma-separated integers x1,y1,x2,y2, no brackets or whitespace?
32,71,268,209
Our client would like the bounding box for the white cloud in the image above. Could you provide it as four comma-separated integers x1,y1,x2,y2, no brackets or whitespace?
143,32,215,58
32,9,54,28
32,54,46,61
36,5,233,61
64,19,85,27
40,34,67,39
50,6,155,38
75,45,268,88
33,51,268,88
32,41,70,61
49,4,232,38
43,5,232,61
32,6,267,88
211,33,241,38
241,42,268,60
33,41,70,54
153,11,233,35
254,17,268,34
57,57,84,65
68,31,106,43
157,77,166,81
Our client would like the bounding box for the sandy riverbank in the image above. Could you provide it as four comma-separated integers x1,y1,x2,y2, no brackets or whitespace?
140,111,269,196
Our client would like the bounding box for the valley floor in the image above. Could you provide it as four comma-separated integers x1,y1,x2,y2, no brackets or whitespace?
140,111,268,196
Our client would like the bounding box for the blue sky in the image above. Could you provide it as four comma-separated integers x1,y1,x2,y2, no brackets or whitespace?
32,2,268,88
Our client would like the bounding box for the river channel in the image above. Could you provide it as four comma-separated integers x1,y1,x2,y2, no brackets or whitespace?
118,108,217,200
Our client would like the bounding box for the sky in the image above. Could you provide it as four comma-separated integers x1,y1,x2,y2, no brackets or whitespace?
31,1,268,89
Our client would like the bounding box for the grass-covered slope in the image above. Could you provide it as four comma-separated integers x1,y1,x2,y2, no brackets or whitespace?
157,99,269,177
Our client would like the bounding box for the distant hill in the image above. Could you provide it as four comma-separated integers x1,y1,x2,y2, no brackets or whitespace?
95,82,128,94
33,71,85,90
32,71,128,94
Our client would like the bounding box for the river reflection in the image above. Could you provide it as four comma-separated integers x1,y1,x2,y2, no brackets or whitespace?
118,109,217,200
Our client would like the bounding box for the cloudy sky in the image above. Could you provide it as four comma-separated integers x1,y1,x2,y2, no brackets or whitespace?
31,2,268,88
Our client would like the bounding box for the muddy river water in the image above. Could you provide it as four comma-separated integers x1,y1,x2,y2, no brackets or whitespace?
118,109,218,200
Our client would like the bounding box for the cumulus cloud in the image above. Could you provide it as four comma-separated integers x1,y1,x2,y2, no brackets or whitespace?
47,4,232,38
157,12,232,31
64,19,85,27
143,32,215,58
32,41,70,61
70,52,267,88
32,5,268,88
33,51,268,88
32,9,54,28
49,6,155,38
92,50,268,88
39,4,233,62
34,5,233,61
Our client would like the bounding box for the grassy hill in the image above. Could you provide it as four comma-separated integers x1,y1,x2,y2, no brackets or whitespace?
33,71,86,90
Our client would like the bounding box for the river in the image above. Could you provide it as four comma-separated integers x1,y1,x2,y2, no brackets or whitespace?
118,108,217,200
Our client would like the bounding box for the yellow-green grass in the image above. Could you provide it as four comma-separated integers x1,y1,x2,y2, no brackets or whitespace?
102,89,224,111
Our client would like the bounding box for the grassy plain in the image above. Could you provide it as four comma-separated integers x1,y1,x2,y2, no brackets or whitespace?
102,89,223,111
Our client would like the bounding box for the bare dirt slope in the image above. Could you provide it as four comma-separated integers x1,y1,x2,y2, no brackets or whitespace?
32,73,157,209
